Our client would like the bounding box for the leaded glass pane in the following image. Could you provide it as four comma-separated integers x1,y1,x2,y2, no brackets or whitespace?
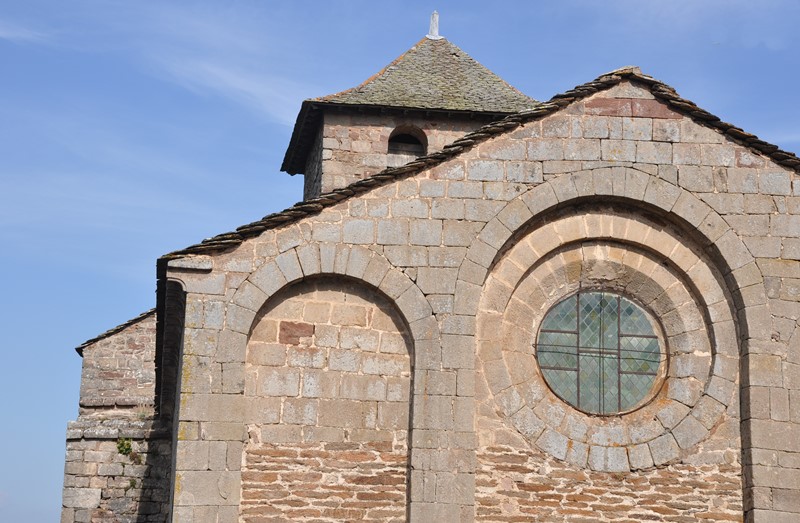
579,293,605,348
601,351,620,414
620,297,654,335
538,331,577,350
578,353,601,413
540,296,578,331
619,373,658,411
620,336,660,374
538,331,578,369
541,369,578,406
537,291,663,415
601,296,619,349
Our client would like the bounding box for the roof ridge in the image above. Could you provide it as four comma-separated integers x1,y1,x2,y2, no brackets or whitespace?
167,67,800,259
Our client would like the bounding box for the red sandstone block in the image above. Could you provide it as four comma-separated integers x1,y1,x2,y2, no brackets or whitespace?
355,491,405,501
336,450,377,462
284,508,323,517
551,470,588,481
255,447,299,458
567,493,597,502
584,98,632,116
281,472,323,483
646,505,681,515
292,490,331,499
632,99,681,119
692,511,741,521
324,442,361,451
278,321,314,344
298,449,331,459
242,470,279,481
517,483,553,492
322,508,367,519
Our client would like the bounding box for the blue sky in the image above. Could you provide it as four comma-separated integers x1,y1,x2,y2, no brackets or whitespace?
1,1,798,520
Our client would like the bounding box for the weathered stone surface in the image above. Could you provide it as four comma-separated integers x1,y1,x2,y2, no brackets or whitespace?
67,63,800,522
62,488,102,509
649,433,680,465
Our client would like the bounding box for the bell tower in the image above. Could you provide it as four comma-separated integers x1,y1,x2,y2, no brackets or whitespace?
281,13,537,200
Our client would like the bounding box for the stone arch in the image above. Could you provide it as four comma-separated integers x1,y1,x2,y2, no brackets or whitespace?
457,166,764,331
475,213,738,469
227,243,439,379
222,241,442,520
462,166,764,518
388,124,428,166
240,274,413,522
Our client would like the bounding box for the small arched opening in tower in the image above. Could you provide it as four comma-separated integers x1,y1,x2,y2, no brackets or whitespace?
387,126,427,167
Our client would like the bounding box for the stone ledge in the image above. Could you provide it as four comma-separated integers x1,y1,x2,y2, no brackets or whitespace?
167,255,213,270
66,419,171,440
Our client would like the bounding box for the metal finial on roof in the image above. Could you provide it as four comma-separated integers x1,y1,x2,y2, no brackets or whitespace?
426,11,442,40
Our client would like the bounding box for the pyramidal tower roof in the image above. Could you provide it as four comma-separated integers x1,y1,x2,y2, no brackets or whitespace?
315,35,536,113
281,13,537,175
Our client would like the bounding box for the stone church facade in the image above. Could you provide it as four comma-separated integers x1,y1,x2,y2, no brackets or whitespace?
63,29,800,523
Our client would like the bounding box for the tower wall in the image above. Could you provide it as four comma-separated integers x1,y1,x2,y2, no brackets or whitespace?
304,111,495,199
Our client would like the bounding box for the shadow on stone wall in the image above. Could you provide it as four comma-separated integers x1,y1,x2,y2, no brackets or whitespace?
62,418,173,522
132,421,173,522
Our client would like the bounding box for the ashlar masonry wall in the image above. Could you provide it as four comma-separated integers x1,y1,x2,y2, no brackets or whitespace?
239,278,412,521
157,79,799,522
473,212,743,521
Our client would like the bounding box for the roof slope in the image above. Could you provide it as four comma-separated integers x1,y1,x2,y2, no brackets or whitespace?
83,66,798,352
75,309,156,355
281,36,536,175
318,37,537,113
179,67,800,260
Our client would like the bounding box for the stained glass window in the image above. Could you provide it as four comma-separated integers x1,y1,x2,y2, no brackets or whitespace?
536,291,662,415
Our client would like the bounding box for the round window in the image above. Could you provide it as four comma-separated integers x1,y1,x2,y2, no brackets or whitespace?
536,291,665,415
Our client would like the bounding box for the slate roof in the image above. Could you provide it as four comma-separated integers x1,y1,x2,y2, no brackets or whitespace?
281,36,537,174
318,37,537,112
75,309,156,355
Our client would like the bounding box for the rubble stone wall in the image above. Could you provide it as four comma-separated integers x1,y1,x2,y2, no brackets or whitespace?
476,445,742,522
62,421,172,523
78,312,157,414
63,315,172,522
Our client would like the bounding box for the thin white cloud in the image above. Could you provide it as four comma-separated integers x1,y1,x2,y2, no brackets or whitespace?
0,171,211,231
139,3,268,56
0,19,49,44
137,14,320,124
0,97,223,181
589,0,798,51
76,3,321,125
153,57,310,125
